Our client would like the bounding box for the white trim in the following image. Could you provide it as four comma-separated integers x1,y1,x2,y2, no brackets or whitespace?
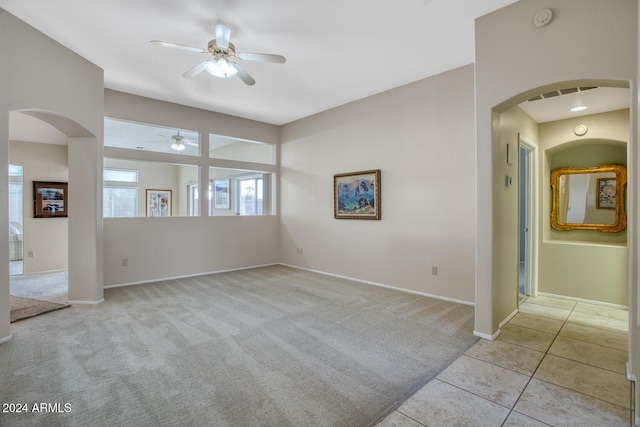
103,263,280,289
0,334,13,344
67,299,104,305
104,261,475,308
473,329,500,340
499,309,518,328
279,263,475,307
537,292,628,310
626,363,637,381
519,134,539,298
20,268,67,275
636,417,640,427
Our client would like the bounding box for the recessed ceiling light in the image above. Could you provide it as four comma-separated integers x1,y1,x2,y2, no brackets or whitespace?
570,105,588,112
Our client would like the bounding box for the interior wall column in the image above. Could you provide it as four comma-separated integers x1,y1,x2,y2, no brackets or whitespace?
68,136,104,303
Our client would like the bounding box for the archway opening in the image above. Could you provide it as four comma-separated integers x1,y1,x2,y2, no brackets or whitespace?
9,111,70,304
7,109,101,311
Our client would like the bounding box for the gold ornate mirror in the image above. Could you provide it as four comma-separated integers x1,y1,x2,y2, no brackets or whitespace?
551,164,626,232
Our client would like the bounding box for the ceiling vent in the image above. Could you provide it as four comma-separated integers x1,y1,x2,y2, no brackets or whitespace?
527,86,597,102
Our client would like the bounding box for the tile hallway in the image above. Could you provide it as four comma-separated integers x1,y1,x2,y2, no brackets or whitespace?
378,295,633,427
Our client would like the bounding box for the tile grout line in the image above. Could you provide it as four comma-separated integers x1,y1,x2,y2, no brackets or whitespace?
391,409,428,427
500,301,577,427
502,301,633,425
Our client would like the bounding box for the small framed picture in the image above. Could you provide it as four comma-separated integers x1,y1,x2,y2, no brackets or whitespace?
146,189,172,217
214,179,230,209
334,169,381,220
597,178,616,209
33,181,68,218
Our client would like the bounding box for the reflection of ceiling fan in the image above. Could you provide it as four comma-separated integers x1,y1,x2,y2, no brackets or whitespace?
151,23,286,86
149,131,197,152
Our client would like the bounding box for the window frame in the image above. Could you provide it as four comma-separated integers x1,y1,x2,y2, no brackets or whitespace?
103,167,139,218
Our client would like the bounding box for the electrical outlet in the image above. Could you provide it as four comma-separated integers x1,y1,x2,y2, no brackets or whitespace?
28,250,35,258
122,258,128,267
432,266,438,275
296,248,304,255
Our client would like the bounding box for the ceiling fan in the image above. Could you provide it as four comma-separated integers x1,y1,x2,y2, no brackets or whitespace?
148,131,197,152
151,24,286,86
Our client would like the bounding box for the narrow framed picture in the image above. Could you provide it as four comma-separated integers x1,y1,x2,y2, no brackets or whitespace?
334,169,381,220
146,189,172,217
214,179,230,209
596,178,616,209
33,181,68,218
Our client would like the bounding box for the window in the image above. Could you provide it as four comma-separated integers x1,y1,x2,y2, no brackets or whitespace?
208,169,272,216
104,187,138,217
104,167,138,217
8,165,23,226
209,134,275,164
9,165,24,264
105,117,200,157
237,176,264,215
104,168,138,182
189,184,199,216
103,117,275,218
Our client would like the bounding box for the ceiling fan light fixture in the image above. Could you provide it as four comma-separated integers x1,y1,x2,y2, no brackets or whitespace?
170,140,186,151
170,132,188,151
205,58,238,78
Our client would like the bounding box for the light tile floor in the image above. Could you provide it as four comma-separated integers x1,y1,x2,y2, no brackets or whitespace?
378,295,634,427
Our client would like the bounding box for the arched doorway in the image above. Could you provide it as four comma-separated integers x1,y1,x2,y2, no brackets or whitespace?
9,111,70,303
476,80,635,383
3,109,104,333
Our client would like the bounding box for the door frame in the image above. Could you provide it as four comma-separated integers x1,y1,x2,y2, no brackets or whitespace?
519,134,538,299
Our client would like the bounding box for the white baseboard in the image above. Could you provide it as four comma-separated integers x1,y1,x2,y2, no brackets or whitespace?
537,292,628,310
67,299,104,305
499,309,519,328
103,262,475,310
279,263,475,307
104,263,280,289
0,334,13,344
473,329,500,341
626,363,636,381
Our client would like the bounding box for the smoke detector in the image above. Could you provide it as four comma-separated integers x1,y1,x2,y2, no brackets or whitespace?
533,9,553,28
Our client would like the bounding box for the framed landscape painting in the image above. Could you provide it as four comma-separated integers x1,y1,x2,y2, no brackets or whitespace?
33,181,68,218
146,189,172,217
334,169,381,220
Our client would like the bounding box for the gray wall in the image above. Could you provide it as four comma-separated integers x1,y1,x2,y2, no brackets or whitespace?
0,9,104,340
474,0,637,337
280,65,477,304
539,110,629,306
103,90,280,286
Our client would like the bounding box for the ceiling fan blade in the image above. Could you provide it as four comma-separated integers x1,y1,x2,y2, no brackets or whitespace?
187,142,199,147
232,63,256,86
151,40,205,54
237,52,286,63
183,61,208,78
215,24,231,49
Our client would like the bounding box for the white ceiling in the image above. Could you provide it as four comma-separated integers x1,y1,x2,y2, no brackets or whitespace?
1,0,521,126
2,0,629,139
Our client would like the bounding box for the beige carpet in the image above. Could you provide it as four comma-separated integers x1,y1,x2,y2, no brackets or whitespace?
1,265,476,426
9,295,70,323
